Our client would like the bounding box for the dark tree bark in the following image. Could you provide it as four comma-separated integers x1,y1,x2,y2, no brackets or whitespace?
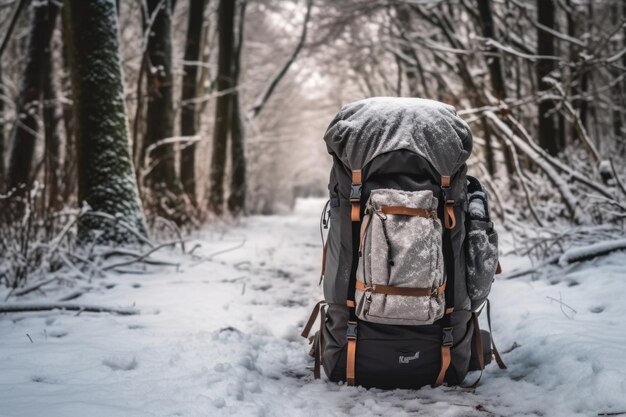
0,65,5,190
476,0,504,175
42,24,61,212
477,0,506,101
60,13,76,203
142,0,178,192
536,0,559,155
64,0,148,242
227,0,247,215
7,0,59,192
208,0,235,215
180,0,208,204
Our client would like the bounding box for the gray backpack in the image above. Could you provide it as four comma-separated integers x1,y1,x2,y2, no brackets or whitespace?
301,98,506,388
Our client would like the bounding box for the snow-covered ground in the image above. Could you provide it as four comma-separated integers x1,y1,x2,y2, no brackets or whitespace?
1,198,625,417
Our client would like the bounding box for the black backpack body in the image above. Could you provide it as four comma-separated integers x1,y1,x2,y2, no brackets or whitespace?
302,98,504,389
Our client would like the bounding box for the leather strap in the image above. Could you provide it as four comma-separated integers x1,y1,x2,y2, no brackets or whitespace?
434,345,451,386
496,261,502,275
350,170,362,222
301,301,326,339
355,280,445,297
379,206,435,218
351,204,360,222
487,299,507,369
444,202,456,229
346,320,357,385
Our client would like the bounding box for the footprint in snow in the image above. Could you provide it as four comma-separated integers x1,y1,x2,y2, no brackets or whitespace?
590,305,605,313
103,356,138,371
47,329,68,338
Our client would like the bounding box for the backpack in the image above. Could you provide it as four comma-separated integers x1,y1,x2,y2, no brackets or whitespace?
301,97,506,389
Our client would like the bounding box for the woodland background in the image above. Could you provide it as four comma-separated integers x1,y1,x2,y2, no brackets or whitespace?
0,0,625,298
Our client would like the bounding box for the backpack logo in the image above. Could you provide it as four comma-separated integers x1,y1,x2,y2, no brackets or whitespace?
398,352,420,364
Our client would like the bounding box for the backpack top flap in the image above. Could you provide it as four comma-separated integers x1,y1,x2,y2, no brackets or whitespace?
323,97,473,176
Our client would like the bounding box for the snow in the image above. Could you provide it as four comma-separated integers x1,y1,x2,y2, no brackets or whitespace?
1,198,626,416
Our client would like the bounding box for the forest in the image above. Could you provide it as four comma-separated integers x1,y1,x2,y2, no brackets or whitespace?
0,0,625,416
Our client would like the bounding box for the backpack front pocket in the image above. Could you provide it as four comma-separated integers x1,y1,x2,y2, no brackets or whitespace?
355,189,445,325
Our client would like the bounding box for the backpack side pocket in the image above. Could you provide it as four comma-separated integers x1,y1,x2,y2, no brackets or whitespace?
465,176,499,311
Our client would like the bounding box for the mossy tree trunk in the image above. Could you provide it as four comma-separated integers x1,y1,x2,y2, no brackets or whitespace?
64,0,148,243
7,0,59,192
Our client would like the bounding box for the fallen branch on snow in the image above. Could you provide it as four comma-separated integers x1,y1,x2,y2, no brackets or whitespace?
558,238,626,266
0,303,139,315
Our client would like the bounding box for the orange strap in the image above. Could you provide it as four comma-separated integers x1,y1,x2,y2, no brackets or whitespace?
351,204,360,222
444,202,456,229
346,320,357,385
351,170,362,222
355,280,445,297
434,345,451,386
496,261,502,275
380,206,435,218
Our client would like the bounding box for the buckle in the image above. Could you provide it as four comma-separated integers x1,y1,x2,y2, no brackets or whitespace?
350,184,362,202
445,199,454,206
442,327,453,347
347,321,358,340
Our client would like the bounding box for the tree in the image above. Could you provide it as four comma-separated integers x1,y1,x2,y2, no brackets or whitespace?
227,1,247,215
142,0,178,192
64,0,148,242
6,0,59,192
42,21,62,212
0,66,5,190
180,0,208,204
536,0,559,155
208,0,235,215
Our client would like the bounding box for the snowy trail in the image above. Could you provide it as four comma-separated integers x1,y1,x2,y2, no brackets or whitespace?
1,199,626,417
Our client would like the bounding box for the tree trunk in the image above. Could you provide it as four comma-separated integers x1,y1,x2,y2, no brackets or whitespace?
60,13,76,204
64,0,148,243
142,0,177,192
536,0,559,155
0,65,5,190
208,0,235,215
227,1,247,215
180,0,207,204
476,0,505,176
7,0,59,192
42,28,61,212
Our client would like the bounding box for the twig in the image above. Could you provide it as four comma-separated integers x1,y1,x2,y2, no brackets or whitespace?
12,276,61,297
546,293,577,319
206,239,246,260
0,0,27,59
0,303,139,315
102,241,180,271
